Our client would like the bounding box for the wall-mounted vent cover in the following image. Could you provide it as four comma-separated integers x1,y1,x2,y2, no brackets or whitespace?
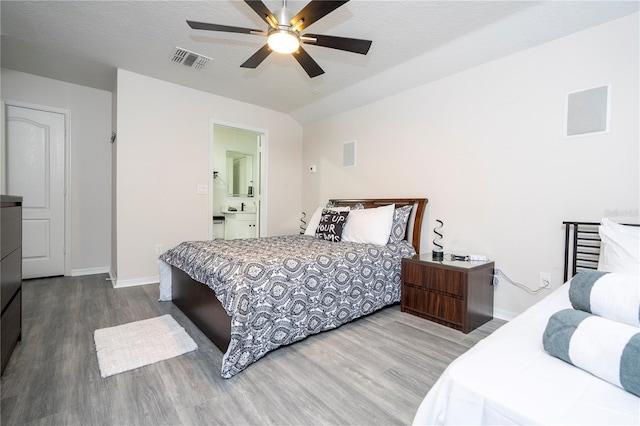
169,47,212,70
565,84,610,138
343,140,356,167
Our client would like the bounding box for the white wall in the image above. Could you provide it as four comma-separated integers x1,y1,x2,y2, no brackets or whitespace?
1,68,113,276
302,13,640,318
115,69,302,285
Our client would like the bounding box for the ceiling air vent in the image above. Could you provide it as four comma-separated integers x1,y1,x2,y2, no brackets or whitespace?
169,47,212,70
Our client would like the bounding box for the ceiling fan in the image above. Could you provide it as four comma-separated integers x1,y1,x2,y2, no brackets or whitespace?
187,0,372,78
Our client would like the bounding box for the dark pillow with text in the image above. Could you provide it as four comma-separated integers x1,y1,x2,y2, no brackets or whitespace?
316,209,350,242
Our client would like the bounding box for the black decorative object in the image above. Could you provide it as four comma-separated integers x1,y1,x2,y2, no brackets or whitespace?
300,211,307,235
432,219,444,261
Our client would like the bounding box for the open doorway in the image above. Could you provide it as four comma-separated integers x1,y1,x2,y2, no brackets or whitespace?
210,122,267,240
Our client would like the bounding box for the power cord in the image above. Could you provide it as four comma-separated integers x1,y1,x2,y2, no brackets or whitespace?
494,268,546,294
447,254,545,294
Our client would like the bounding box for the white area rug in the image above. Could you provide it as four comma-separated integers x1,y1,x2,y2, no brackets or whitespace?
94,314,197,378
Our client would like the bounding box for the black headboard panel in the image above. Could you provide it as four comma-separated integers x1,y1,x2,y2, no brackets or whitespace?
563,221,640,281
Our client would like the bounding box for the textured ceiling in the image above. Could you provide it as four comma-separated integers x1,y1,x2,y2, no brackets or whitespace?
1,1,638,125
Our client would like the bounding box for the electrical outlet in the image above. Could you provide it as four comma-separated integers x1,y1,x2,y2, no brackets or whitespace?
539,272,551,289
155,244,164,255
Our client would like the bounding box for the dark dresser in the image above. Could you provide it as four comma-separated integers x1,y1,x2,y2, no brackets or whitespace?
1,195,23,374
401,255,494,333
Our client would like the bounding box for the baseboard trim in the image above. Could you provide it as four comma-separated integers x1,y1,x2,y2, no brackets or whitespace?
113,275,160,289
70,266,111,277
493,308,518,321
108,270,117,285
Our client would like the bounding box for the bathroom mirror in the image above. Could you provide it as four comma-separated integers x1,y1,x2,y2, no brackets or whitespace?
227,151,254,197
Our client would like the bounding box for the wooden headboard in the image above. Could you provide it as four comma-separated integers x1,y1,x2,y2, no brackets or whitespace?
563,221,640,281
328,198,428,253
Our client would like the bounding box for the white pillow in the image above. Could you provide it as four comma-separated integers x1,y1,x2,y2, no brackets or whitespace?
304,206,350,236
342,204,395,246
598,218,640,275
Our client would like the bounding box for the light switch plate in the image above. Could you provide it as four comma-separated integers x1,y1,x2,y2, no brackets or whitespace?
197,184,208,194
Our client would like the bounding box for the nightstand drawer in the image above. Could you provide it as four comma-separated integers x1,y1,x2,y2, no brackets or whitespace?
402,260,464,297
402,286,464,325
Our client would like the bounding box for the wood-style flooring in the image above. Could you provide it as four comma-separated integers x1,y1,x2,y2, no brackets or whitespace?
0,274,505,425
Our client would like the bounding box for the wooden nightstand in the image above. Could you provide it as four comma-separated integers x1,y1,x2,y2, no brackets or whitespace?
401,255,494,333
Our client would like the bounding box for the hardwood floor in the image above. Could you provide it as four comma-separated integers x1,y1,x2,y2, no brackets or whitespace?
0,274,505,425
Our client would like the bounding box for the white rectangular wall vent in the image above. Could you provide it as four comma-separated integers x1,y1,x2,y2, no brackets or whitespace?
343,140,356,167
565,84,610,138
169,47,212,70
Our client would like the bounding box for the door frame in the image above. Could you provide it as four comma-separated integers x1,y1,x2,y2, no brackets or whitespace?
2,99,72,276
209,119,269,238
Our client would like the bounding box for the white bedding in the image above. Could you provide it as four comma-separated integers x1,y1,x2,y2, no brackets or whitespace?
158,259,172,301
413,283,640,425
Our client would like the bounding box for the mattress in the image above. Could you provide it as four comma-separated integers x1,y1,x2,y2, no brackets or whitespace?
413,283,640,425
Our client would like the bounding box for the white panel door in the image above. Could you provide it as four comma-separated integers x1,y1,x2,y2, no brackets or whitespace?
6,105,66,278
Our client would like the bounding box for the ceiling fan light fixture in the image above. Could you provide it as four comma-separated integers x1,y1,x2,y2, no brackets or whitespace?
268,29,300,54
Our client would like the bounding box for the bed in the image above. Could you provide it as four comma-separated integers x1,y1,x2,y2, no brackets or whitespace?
158,198,427,378
413,220,640,425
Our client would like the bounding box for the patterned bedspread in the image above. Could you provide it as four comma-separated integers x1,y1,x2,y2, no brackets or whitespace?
159,235,415,378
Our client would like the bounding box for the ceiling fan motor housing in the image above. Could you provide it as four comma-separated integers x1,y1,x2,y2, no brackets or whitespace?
273,5,296,28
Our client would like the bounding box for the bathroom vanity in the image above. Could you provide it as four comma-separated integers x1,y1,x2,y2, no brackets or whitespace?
223,210,257,240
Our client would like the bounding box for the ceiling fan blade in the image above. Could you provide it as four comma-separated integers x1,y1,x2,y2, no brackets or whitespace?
240,44,273,69
302,34,372,55
187,20,263,35
290,0,349,32
292,46,324,78
244,0,279,28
